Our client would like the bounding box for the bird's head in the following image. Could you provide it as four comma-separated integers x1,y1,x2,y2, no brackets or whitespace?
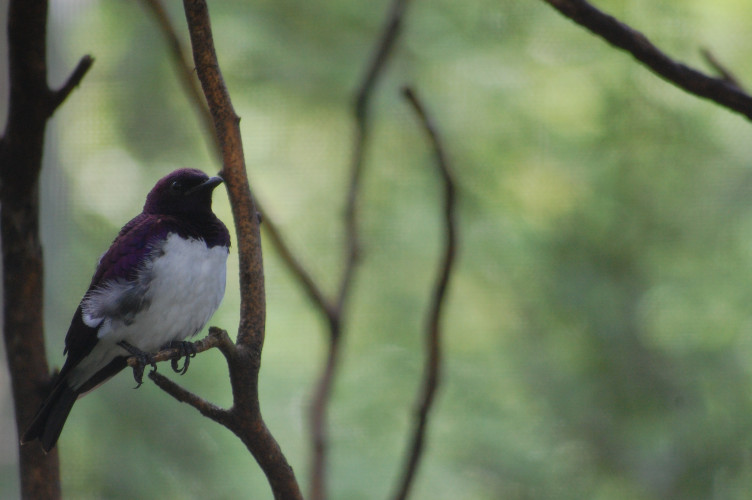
144,168,223,216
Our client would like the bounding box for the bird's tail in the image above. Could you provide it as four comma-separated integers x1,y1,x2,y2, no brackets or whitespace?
21,380,78,453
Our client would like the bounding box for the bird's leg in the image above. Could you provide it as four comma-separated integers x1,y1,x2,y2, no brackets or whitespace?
161,340,197,376
118,340,157,388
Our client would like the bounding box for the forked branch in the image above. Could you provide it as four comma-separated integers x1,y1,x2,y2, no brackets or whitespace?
4,1,92,498
47,55,95,113
701,48,745,91
310,1,412,499
124,1,303,498
542,0,752,120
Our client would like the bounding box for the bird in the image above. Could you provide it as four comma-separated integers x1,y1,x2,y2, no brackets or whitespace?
21,168,230,452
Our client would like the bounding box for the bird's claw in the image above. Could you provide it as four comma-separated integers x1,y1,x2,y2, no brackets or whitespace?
118,341,157,388
162,340,197,376
132,364,146,389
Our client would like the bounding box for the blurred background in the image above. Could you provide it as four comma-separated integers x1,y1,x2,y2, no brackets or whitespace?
4,0,752,498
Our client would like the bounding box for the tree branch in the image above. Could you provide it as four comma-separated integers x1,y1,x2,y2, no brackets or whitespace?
173,2,302,498
148,371,231,426
353,0,410,122
309,2,411,499
3,1,91,498
138,3,307,496
308,332,341,500
340,0,409,312
47,55,94,113
259,206,335,322
125,326,234,369
182,0,263,348
700,48,745,91
541,0,752,121
138,0,220,158
391,87,457,500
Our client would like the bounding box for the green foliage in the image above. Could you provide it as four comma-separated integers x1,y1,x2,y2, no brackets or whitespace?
4,0,752,498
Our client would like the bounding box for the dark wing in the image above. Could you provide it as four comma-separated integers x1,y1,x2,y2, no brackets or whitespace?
91,213,170,284
61,214,173,367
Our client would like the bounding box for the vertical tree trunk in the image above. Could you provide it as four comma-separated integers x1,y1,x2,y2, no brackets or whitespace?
1,168,60,500
2,0,61,494
2,1,90,497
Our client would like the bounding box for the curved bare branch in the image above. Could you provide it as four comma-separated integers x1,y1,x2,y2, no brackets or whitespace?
542,0,752,120
392,86,457,500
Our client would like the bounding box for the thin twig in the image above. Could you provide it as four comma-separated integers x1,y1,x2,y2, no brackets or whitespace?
340,0,409,312
391,87,457,500
139,0,220,158
48,55,94,113
701,48,745,91
542,0,752,120
353,0,410,121
259,206,335,321
125,326,233,369
309,2,411,499
308,330,341,500
149,371,232,425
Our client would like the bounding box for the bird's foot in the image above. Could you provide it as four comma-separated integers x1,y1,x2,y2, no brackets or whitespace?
161,340,197,376
118,341,157,388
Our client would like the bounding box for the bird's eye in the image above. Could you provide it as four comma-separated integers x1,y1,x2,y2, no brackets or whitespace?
170,180,183,193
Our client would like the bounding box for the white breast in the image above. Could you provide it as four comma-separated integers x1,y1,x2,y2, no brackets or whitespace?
70,233,228,389
129,234,228,348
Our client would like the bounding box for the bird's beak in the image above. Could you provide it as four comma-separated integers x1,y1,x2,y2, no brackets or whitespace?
185,176,223,195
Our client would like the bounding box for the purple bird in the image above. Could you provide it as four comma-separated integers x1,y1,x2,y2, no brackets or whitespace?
22,168,230,452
